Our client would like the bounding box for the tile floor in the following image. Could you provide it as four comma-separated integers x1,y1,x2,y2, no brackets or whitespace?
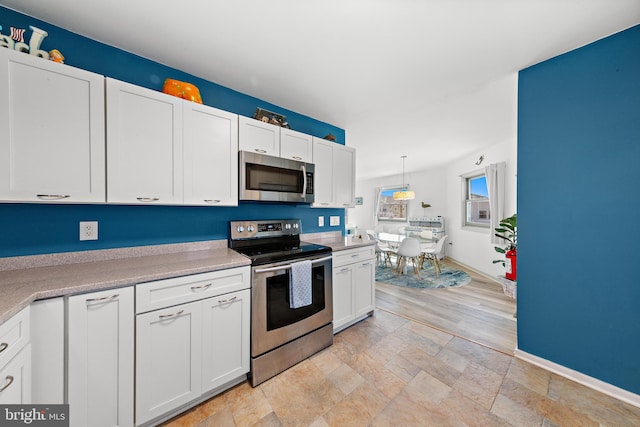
163,309,640,426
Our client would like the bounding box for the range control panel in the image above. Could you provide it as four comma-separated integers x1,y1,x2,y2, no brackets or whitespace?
230,219,301,240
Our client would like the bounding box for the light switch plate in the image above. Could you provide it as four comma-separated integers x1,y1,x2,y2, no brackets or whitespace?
330,216,340,226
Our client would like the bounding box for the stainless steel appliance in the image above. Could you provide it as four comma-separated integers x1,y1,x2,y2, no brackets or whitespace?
229,219,332,386
239,151,315,203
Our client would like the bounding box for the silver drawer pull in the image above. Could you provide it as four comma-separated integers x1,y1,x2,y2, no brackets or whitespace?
191,283,212,291
351,254,359,258
218,296,237,304
86,294,119,303
0,343,7,353
159,310,184,320
37,194,70,200
292,156,302,160
204,199,220,204
254,149,267,153
0,376,14,393
339,268,350,273
137,197,159,202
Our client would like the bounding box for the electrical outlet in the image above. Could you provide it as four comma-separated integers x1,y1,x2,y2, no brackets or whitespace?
330,216,340,226
79,221,98,241
318,216,324,227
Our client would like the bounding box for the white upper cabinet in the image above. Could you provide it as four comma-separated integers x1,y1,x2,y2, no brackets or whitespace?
184,103,238,206
312,137,356,208
0,48,105,203
333,144,356,208
280,128,313,162
106,78,183,205
238,116,280,156
311,138,334,207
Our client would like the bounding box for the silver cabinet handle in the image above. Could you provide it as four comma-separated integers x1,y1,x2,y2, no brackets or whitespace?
339,268,350,273
37,194,70,200
254,149,267,153
191,283,212,291
0,343,7,354
204,199,220,204
0,376,14,393
86,294,119,303
137,197,159,203
218,296,237,304
292,156,302,160
159,310,184,320
351,254,359,258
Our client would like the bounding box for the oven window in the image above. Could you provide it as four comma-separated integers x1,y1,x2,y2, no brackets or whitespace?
246,163,302,193
266,265,326,330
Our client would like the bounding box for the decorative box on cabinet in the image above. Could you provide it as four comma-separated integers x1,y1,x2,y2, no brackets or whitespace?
68,287,134,427
0,48,106,203
135,268,250,426
0,306,31,404
332,246,376,332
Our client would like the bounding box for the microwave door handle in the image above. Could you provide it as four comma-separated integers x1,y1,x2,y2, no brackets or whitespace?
300,165,307,199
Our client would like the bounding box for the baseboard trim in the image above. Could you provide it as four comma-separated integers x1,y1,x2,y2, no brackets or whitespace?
514,349,640,409
445,257,501,284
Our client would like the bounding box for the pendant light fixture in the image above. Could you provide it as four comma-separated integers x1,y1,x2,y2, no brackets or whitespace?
393,155,415,200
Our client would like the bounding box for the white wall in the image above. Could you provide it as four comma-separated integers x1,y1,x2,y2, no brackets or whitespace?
350,139,517,278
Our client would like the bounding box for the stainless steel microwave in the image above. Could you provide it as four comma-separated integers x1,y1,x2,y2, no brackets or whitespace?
239,151,315,203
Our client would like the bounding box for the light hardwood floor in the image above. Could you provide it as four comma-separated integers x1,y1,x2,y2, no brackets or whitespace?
375,258,517,354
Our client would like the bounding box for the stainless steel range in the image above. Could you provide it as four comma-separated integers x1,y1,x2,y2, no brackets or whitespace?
229,219,333,386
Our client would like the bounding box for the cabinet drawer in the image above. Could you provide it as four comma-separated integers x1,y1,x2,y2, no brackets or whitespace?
332,246,375,268
136,267,250,314
0,344,31,404
0,306,30,369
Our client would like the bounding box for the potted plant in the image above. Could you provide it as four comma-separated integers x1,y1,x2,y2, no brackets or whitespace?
493,214,517,297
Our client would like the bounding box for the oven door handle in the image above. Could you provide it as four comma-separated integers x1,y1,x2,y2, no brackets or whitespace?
254,255,332,273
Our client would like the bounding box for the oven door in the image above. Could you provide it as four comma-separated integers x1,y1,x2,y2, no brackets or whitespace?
239,151,314,203
251,253,332,357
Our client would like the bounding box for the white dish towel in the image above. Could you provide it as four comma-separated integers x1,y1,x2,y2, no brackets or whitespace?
290,260,312,308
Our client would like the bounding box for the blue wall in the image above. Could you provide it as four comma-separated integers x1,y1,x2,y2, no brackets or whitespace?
518,25,640,395
0,7,346,257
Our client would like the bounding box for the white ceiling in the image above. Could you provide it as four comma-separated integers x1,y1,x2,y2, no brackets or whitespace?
2,0,639,179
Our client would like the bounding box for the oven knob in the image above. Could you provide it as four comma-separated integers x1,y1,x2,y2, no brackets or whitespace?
293,223,299,229
236,226,245,233
285,223,291,230
247,225,255,232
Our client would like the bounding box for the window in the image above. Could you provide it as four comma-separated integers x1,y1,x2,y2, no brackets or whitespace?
376,187,408,221
465,174,490,227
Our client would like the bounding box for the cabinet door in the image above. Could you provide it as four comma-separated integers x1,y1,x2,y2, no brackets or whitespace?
136,301,202,426
333,145,356,208
311,138,334,207
238,116,280,156
333,265,354,332
184,103,238,206
280,128,312,162
106,78,183,204
201,289,250,393
353,259,376,318
31,298,64,404
0,48,105,203
0,345,31,404
68,288,134,427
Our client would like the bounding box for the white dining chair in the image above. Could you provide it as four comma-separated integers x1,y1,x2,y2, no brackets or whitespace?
421,235,448,277
395,237,422,278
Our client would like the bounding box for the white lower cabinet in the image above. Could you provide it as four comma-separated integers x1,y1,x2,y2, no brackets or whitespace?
0,306,31,404
31,298,65,404
332,246,376,332
68,287,135,427
135,268,250,426
136,301,202,425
